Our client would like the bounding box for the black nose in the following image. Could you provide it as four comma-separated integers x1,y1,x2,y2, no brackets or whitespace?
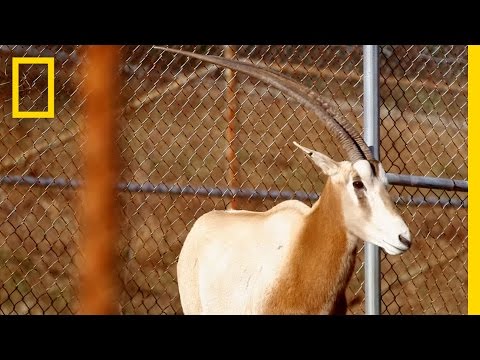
399,235,411,249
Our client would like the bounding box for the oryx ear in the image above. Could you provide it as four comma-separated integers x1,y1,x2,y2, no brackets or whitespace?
293,141,340,176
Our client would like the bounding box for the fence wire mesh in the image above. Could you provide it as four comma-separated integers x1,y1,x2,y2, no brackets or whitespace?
378,45,467,314
0,45,467,314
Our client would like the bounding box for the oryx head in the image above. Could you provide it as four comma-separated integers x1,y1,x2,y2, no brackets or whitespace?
293,142,411,255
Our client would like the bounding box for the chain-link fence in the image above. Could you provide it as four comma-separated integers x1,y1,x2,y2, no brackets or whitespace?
0,45,467,314
378,45,467,314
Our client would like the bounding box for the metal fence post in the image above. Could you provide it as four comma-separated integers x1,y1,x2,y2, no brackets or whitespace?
363,45,381,315
224,45,239,210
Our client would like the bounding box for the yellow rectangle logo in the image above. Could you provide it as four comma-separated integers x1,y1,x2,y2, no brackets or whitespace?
12,57,55,118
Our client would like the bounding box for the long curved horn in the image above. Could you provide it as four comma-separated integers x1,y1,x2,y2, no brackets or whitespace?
216,54,373,160
155,46,373,162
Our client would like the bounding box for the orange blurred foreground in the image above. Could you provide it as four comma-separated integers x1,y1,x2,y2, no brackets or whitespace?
77,45,121,315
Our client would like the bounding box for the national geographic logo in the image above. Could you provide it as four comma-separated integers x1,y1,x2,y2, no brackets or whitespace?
12,57,54,118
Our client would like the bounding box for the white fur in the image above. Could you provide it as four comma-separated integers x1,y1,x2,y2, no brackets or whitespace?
177,146,411,314
179,201,308,314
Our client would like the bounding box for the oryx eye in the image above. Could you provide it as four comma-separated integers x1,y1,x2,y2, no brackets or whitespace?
353,180,364,190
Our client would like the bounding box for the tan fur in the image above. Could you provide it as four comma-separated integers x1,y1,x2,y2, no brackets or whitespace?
177,152,410,315
177,176,359,315
263,179,356,314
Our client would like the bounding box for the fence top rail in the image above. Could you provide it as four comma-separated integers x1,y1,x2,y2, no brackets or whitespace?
0,174,467,208
386,173,468,192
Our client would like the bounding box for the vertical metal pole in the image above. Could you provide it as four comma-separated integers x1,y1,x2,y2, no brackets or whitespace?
363,45,381,315
224,45,239,210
